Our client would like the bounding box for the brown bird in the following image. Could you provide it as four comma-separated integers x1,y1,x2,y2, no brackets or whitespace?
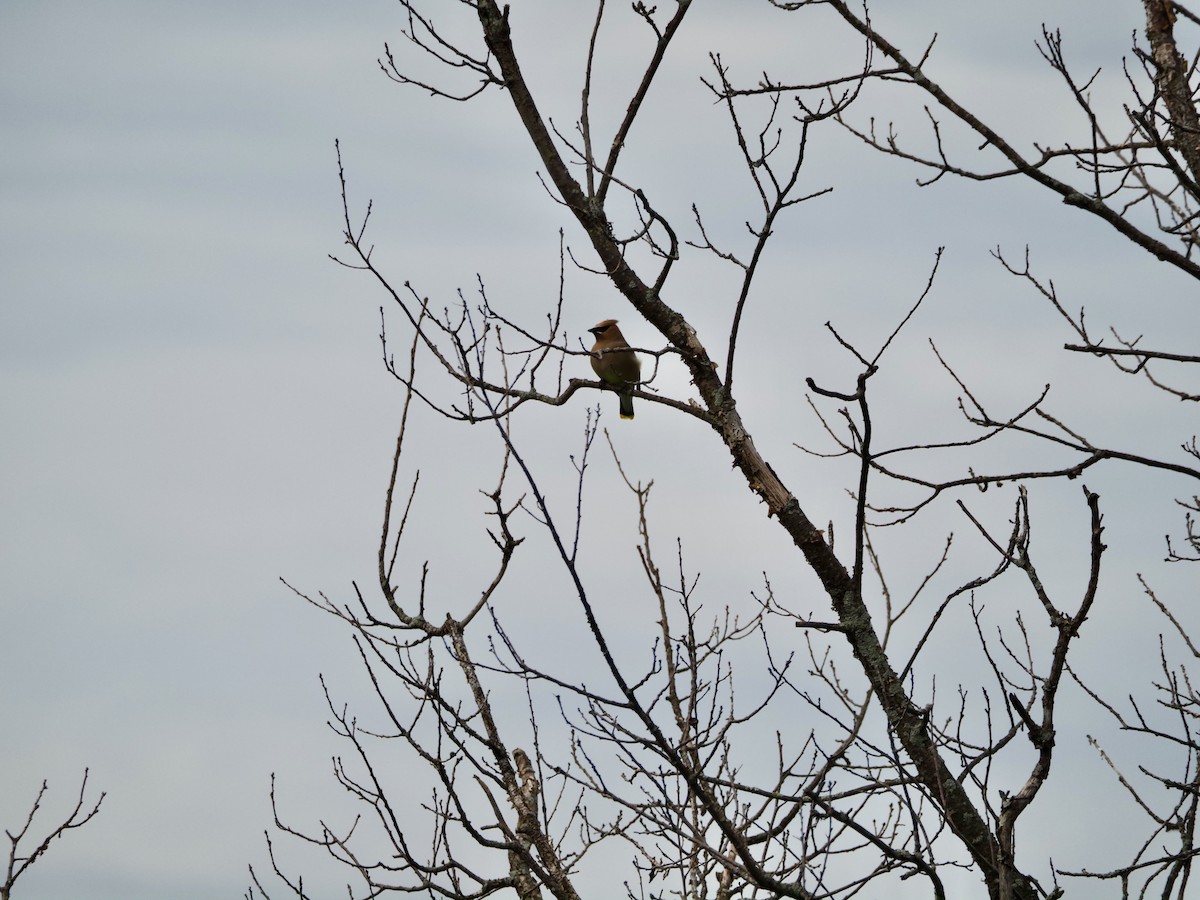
589,319,641,420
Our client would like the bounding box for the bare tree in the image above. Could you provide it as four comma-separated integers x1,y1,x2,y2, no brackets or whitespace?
2,770,104,900
251,3,1200,899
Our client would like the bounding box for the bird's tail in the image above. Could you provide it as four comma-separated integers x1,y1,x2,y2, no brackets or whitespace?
619,392,635,420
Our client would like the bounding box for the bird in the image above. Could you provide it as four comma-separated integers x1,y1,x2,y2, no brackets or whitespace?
588,319,641,420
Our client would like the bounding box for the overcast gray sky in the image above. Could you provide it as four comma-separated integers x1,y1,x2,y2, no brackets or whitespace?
3,2,1197,898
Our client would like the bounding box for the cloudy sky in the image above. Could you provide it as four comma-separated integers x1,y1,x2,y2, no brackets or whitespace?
3,1,1197,898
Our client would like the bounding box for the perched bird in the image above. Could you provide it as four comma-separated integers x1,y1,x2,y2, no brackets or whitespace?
589,319,641,420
